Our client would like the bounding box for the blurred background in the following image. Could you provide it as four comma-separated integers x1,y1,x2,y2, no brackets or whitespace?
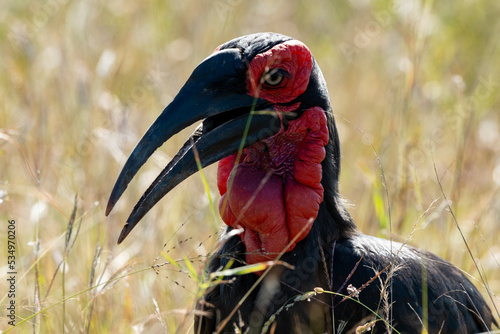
1,0,499,332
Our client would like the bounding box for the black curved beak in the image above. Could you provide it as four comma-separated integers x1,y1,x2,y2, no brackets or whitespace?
106,49,283,243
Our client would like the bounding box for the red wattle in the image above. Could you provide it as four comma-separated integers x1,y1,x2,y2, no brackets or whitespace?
217,107,329,265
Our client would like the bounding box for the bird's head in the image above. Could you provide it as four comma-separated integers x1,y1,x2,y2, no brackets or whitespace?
107,33,349,264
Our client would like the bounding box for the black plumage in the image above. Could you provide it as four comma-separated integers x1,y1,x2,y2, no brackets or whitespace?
198,233,495,333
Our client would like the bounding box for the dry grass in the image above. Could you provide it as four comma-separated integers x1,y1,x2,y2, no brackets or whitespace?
1,0,499,333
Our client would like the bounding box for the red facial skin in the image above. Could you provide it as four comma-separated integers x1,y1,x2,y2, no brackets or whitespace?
216,41,329,265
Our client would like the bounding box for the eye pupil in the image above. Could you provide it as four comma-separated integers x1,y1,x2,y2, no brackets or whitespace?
263,69,285,86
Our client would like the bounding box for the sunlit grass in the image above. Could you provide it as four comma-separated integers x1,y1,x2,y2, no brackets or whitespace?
1,0,499,332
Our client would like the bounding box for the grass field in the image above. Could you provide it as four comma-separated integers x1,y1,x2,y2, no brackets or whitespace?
1,0,499,333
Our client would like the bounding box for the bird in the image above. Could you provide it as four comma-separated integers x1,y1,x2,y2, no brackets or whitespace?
106,33,497,333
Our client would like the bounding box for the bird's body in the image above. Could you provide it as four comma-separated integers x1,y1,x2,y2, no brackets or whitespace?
107,33,496,333
199,233,492,333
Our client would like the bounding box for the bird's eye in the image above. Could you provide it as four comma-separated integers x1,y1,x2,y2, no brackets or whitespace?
262,68,287,87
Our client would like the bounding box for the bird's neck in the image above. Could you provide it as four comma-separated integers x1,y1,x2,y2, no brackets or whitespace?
318,110,358,243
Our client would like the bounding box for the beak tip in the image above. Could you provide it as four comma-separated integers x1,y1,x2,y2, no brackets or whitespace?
105,205,112,217
118,217,138,244
117,226,129,244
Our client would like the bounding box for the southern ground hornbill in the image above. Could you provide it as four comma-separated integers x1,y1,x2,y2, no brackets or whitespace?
106,33,497,333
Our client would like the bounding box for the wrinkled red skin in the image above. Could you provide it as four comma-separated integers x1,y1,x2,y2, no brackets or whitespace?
247,40,313,104
216,41,329,265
